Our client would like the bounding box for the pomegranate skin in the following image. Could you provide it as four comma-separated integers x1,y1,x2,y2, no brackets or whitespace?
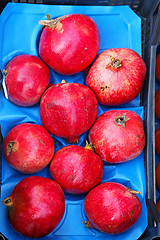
3,123,54,173
84,182,142,234
40,82,98,143
50,144,104,194
3,54,50,106
89,110,145,163
39,14,100,75
86,48,146,106
2,176,65,238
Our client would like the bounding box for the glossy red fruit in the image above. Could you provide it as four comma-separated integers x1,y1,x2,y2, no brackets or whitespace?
84,182,142,234
155,89,160,119
2,176,65,238
3,54,50,106
86,48,146,106
39,14,100,75
155,127,160,155
156,199,160,213
3,123,54,173
156,161,160,189
40,81,98,143
155,53,160,81
88,110,145,163
50,142,104,194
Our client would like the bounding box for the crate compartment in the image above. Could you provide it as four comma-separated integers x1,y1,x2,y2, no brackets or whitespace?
0,2,159,240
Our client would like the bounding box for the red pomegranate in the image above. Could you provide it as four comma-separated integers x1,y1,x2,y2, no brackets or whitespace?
88,110,145,163
3,123,54,173
50,142,104,194
38,14,100,75
84,182,142,234
2,176,65,238
40,81,98,143
155,53,160,81
86,48,146,105
155,89,160,119
155,127,160,155
3,54,50,106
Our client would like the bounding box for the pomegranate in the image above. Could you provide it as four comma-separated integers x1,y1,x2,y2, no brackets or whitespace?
3,54,50,106
156,161,160,189
155,127,160,155
50,141,103,194
2,176,65,238
88,110,145,163
155,89,160,119
157,199,160,214
84,182,142,234
38,14,100,75
3,123,54,173
155,53,160,81
40,81,98,143
86,48,146,106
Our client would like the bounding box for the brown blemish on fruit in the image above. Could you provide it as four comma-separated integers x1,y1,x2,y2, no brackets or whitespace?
129,209,134,223
68,173,77,182
101,85,109,91
39,140,45,145
57,169,65,174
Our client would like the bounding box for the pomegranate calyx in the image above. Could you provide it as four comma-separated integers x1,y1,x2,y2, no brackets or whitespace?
39,15,67,28
46,14,51,20
2,196,14,207
106,56,122,69
39,19,57,28
61,80,66,84
82,219,94,229
85,140,95,151
127,187,142,195
6,141,16,156
3,69,8,76
114,113,130,127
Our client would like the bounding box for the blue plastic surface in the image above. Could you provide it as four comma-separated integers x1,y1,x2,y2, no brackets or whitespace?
0,3,147,240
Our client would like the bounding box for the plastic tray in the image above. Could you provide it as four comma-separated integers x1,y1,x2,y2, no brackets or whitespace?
0,1,160,240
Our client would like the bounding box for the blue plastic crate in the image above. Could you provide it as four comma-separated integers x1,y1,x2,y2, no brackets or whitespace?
0,1,160,240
